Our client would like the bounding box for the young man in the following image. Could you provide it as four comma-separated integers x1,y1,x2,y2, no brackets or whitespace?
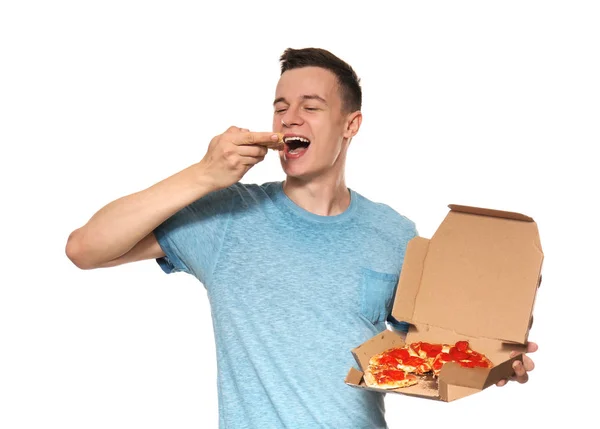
66,48,536,428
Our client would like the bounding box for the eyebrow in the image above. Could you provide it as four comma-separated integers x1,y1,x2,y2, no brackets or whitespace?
273,94,328,106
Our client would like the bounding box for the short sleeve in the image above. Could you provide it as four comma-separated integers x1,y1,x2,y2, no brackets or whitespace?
153,186,236,284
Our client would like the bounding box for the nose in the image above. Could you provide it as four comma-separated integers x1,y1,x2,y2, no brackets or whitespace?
280,108,303,129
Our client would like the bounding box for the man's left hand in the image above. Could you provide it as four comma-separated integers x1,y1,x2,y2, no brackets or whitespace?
496,341,538,387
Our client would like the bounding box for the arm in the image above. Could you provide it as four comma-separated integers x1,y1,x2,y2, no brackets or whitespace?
65,164,216,269
65,127,281,269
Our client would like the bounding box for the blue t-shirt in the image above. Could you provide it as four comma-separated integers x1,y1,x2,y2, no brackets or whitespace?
153,181,417,429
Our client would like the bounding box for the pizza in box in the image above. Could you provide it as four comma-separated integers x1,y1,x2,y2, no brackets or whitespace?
364,340,493,389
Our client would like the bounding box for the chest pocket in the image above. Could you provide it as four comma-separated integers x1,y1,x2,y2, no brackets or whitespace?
359,268,399,325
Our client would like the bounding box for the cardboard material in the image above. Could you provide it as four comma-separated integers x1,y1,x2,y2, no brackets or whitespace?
345,204,543,402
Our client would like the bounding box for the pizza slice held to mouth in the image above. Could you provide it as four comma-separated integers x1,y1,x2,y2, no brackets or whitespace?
260,133,285,150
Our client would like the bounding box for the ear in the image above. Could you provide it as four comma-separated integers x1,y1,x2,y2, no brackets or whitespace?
343,111,362,139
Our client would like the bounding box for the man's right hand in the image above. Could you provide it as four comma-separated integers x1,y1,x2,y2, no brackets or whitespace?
196,126,282,190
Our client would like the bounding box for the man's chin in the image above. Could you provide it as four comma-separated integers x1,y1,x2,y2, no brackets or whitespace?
281,166,306,181
280,157,324,182
281,169,320,184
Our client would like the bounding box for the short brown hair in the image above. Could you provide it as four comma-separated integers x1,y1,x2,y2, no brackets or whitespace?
279,47,362,113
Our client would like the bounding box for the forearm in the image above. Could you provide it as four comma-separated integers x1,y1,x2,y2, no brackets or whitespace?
66,163,218,268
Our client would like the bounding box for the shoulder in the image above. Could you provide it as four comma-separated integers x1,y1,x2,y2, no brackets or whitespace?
227,181,282,205
195,182,277,204
197,181,283,216
232,181,281,195
353,190,418,237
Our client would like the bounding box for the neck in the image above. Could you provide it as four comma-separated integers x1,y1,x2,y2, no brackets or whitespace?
283,171,350,216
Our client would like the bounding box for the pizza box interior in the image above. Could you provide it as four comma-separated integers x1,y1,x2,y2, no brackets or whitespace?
345,204,544,402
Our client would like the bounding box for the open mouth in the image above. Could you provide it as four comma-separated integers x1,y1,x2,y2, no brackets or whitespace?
283,134,311,157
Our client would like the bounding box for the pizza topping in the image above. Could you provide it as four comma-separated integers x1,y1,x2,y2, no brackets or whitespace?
375,368,408,382
468,352,484,362
388,347,411,360
421,342,443,357
455,340,469,352
449,347,470,361
377,354,399,367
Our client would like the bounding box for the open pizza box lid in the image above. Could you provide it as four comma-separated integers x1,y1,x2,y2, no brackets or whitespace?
345,204,544,401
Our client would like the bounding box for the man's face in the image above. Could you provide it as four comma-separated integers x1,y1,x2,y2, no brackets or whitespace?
272,66,356,181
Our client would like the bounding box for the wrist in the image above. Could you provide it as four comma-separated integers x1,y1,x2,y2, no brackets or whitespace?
188,162,221,194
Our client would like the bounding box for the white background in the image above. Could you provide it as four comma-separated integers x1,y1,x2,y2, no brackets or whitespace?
1,1,598,428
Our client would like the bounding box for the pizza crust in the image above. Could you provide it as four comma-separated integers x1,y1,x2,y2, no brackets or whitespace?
266,133,285,150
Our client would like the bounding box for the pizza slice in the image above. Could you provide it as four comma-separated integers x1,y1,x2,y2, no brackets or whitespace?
369,347,404,367
395,354,431,375
430,341,493,376
409,341,449,365
369,346,431,375
363,366,419,389
431,351,452,376
262,133,285,150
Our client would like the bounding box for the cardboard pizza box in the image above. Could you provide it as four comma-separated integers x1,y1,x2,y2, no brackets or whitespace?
345,204,544,402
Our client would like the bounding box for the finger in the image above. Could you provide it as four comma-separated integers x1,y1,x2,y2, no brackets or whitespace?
232,132,282,146
496,379,508,387
240,154,266,166
512,360,529,384
526,342,539,354
522,354,535,372
225,125,243,133
237,145,268,158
